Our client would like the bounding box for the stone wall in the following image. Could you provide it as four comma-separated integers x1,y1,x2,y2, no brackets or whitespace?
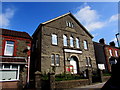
55,79,89,88
103,76,111,82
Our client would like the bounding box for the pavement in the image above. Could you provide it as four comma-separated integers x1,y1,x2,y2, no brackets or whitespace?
65,82,106,90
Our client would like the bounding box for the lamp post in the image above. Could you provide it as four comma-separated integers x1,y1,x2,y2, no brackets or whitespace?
116,33,120,48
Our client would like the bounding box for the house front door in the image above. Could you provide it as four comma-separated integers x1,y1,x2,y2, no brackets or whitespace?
70,57,77,74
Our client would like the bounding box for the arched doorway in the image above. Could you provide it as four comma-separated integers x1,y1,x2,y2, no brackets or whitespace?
70,56,79,74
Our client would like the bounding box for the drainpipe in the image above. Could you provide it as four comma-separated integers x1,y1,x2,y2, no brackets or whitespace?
27,56,30,83
116,33,120,48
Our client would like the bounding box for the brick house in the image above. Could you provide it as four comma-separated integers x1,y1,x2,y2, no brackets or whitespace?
31,13,97,75
93,39,120,72
0,28,31,89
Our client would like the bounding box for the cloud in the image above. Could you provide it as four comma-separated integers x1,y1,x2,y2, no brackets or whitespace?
111,38,117,42
109,14,120,22
93,33,99,37
74,5,106,31
0,8,15,28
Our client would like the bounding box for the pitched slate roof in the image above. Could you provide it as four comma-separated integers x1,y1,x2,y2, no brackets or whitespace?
0,28,31,39
33,13,93,38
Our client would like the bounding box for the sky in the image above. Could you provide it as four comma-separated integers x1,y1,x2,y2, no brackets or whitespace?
0,2,120,46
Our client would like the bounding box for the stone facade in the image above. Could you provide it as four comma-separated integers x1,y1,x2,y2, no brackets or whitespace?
32,13,97,75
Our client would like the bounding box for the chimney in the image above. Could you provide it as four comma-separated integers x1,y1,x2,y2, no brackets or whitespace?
99,38,105,44
109,41,115,47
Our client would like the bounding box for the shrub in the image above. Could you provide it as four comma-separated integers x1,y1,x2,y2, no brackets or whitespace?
55,73,83,81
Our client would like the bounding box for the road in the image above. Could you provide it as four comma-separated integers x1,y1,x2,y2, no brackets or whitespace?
65,82,106,90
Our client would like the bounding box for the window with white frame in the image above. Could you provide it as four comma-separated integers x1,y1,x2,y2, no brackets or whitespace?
70,36,74,47
84,40,88,50
66,21,69,27
86,57,91,67
66,21,74,28
52,34,58,45
51,54,60,66
109,49,112,56
76,38,80,48
63,35,67,46
115,50,118,57
4,41,14,56
55,54,60,66
0,64,20,81
51,54,55,66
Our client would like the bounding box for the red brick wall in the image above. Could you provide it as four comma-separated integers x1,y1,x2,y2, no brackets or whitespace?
0,81,19,89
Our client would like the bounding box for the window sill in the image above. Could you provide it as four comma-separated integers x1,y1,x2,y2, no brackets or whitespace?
84,49,88,51
51,65,60,67
63,47,82,51
3,55,14,57
0,79,20,82
51,44,58,46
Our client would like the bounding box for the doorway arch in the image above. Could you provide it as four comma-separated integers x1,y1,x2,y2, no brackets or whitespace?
70,56,79,74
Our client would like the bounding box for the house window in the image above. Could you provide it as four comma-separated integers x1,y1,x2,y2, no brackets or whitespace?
55,54,60,66
52,34,58,45
70,36,74,47
51,54,55,66
84,40,88,50
63,35,67,46
0,64,20,81
51,54,60,66
76,38,80,48
115,50,118,57
109,49,112,56
66,21,69,27
4,41,14,56
86,57,91,67
66,21,74,28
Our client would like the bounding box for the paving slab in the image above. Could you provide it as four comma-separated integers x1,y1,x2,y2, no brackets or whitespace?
65,82,106,90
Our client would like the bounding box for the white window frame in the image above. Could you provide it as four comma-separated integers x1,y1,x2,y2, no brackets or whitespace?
109,49,112,56
66,21,74,28
51,54,60,66
51,54,55,66
55,54,60,66
70,36,74,47
66,21,69,27
63,35,67,46
4,41,14,56
86,57,91,67
84,40,88,50
115,50,118,57
52,34,58,45
76,38,80,48
0,65,20,81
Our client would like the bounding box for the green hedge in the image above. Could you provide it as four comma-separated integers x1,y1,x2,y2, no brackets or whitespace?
103,73,111,76
41,73,85,81
55,73,84,81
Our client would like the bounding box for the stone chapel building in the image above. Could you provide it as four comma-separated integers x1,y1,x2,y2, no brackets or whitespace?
31,13,97,75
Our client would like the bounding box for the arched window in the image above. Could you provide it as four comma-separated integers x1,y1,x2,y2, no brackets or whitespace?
55,54,60,66
84,40,88,50
51,54,55,66
63,35,67,46
76,38,80,48
70,36,74,47
52,34,58,45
